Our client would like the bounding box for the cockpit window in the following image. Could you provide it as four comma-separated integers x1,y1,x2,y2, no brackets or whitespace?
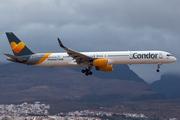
167,54,171,56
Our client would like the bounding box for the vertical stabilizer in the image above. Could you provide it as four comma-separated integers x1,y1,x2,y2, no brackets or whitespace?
6,32,34,56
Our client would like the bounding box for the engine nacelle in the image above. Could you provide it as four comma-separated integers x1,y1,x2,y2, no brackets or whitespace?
93,59,107,67
96,65,113,72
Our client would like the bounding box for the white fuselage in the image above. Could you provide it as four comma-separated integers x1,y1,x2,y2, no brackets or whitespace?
34,51,177,67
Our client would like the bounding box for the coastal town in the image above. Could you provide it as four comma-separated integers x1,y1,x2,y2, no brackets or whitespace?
0,102,178,120
0,102,149,120
0,102,50,117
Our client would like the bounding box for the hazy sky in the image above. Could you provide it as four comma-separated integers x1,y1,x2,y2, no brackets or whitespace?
0,0,179,83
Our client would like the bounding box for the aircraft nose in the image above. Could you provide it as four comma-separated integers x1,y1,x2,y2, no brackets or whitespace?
173,57,177,62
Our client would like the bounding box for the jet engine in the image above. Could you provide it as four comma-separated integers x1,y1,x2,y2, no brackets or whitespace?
93,59,107,67
95,65,113,71
92,59,113,71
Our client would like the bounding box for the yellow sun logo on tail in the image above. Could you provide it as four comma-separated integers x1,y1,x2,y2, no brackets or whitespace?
10,42,25,53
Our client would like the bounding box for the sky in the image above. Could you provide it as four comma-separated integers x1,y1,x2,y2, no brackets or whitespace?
0,0,180,83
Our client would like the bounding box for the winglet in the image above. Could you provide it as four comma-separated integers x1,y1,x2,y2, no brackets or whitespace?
57,38,65,48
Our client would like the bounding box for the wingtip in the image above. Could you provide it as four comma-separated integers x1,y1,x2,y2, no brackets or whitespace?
57,38,65,48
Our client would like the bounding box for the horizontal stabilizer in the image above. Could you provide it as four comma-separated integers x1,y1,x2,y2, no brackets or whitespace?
4,53,25,61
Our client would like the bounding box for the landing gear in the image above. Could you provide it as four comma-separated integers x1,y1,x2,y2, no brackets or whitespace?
82,69,86,73
82,68,93,76
156,63,162,72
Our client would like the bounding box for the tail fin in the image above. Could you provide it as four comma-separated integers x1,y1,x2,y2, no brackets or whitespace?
6,32,34,56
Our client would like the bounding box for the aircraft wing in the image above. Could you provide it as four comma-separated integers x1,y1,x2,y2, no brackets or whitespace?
4,53,25,61
57,38,95,64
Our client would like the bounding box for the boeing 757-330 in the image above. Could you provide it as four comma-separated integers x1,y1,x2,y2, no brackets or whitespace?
4,32,177,76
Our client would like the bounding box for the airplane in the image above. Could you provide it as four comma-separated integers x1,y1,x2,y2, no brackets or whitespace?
4,32,177,76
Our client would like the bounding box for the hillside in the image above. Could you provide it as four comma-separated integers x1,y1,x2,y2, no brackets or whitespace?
149,74,180,98
0,63,166,103
70,64,145,83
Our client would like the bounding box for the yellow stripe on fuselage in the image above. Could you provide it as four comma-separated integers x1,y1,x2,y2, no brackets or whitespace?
35,53,52,65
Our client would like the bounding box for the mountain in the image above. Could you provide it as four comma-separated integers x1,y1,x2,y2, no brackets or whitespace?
0,63,4,67
0,63,166,103
69,64,145,83
149,74,180,98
